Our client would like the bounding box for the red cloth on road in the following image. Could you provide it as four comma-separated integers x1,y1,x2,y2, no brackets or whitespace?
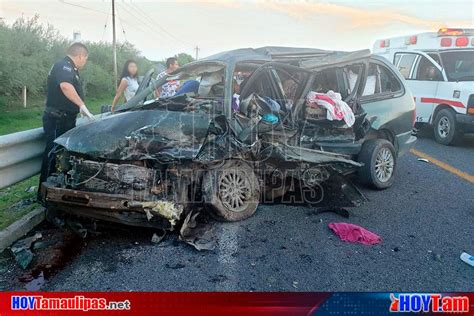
328,222,382,245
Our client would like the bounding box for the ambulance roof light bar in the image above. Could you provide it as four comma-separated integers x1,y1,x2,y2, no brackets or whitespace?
438,28,474,36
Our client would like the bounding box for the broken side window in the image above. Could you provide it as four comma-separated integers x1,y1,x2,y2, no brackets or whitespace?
344,64,364,97
274,68,309,111
362,63,402,96
312,68,340,94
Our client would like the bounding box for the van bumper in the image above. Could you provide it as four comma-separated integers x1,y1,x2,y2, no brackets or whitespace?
396,130,417,157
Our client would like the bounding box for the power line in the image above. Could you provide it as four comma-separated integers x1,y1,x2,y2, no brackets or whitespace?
112,5,150,35
119,1,169,42
131,1,191,48
115,7,128,43
101,11,110,42
58,0,108,15
122,1,193,51
116,2,183,50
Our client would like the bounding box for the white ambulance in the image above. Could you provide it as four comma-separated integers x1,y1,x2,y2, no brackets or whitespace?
373,28,474,145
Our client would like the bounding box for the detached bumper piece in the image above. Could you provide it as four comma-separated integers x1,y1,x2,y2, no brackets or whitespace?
41,182,183,229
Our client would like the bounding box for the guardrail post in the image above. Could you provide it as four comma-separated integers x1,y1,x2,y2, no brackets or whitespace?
22,86,27,108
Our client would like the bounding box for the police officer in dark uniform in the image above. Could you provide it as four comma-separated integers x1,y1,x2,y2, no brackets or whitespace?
38,43,95,199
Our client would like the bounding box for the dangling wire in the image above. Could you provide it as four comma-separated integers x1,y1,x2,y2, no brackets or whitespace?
115,7,128,44
101,11,110,42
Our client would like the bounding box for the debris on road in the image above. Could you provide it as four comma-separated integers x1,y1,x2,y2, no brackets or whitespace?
328,222,381,245
417,158,430,163
179,210,215,251
433,253,443,262
65,219,88,238
17,227,84,290
309,207,350,218
10,232,42,269
151,230,166,244
460,252,474,267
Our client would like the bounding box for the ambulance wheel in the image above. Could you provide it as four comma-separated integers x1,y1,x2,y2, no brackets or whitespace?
357,139,396,190
433,109,463,145
202,160,260,222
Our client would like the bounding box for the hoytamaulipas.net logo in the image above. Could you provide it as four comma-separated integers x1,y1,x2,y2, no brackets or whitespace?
11,295,131,311
390,293,469,313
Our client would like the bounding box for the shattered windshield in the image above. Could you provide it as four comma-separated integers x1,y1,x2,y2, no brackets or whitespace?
152,63,226,101
117,62,227,112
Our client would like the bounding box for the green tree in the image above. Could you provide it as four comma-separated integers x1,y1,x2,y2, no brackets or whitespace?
0,16,157,104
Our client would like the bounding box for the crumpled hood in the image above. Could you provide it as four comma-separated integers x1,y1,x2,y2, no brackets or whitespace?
55,110,213,161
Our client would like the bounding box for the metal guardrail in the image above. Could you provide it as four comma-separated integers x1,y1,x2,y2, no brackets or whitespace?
0,115,103,190
0,128,45,189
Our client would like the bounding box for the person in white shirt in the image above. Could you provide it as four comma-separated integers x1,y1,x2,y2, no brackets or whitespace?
111,60,139,112
155,57,180,98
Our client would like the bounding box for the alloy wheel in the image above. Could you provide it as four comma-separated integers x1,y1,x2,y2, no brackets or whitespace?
374,147,394,183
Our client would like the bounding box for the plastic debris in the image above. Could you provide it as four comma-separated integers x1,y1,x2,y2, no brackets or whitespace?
10,232,42,269
328,222,381,245
179,210,215,251
151,230,166,244
25,186,37,193
460,252,474,267
417,158,430,163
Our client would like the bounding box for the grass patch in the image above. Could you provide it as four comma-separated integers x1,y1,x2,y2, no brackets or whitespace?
0,176,40,230
0,96,112,136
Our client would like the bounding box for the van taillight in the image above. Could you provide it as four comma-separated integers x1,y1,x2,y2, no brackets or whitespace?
410,36,417,44
468,95,474,115
440,38,452,47
456,37,468,46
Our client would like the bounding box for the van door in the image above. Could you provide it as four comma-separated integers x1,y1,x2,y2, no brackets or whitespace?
394,52,445,123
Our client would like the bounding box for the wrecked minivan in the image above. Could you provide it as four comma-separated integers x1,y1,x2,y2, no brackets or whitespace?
40,47,416,229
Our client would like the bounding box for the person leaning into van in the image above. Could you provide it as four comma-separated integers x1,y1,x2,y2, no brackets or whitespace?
111,60,139,112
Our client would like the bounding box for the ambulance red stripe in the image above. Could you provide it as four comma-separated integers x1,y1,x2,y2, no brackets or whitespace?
420,97,465,108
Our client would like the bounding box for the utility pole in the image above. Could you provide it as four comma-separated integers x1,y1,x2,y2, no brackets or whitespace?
112,0,118,88
194,46,200,60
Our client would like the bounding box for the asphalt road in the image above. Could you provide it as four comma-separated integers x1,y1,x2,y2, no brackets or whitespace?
1,132,473,291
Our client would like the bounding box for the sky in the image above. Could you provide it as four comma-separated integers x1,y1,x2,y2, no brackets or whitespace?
1,0,473,61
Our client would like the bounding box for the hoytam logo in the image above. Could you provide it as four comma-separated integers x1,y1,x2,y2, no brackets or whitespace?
11,295,131,311
390,294,469,313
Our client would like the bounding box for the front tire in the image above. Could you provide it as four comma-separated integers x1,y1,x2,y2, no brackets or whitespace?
433,108,462,145
357,139,396,190
202,160,260,221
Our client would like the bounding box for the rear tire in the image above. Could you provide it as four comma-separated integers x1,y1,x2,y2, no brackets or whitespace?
433,108,463,145
202,160,260,221
357,139,396,190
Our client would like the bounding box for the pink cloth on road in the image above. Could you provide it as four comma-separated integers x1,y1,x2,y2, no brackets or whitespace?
328,222,382,245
